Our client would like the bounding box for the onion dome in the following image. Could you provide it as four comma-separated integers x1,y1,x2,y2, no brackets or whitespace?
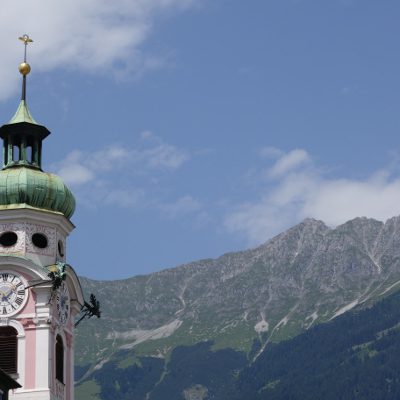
0,168,75,219
0,34,76,219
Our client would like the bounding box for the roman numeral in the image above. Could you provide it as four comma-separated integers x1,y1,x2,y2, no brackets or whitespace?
1,273,8,282
16,282,23,288
17,290,24,296
15,297,23,306
3,307,7,314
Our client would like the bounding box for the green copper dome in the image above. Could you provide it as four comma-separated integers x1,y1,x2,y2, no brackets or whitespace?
0,167,75,218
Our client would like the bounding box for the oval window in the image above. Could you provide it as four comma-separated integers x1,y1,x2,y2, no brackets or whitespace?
32,233,48,249
58,240,64,257
0,232,18,247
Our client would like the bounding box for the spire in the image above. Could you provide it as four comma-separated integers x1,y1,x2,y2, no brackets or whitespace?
8,34,38,125
0,35,50,170
18,34,33,102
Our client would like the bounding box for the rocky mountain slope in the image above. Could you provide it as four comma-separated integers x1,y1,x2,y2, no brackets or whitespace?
232,289,400,400
74,216,400,399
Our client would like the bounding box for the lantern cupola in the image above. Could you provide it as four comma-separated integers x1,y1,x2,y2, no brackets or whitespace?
0,34,50,170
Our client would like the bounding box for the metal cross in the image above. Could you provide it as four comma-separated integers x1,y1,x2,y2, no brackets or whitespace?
18,34,33,63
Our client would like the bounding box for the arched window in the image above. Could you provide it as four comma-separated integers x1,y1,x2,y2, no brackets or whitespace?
26,145,33,164
55,335,64,383
0,327,18,374
12,145,20,162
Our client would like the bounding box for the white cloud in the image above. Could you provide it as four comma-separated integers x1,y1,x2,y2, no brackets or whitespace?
54,134,189,187
141,143,189,169
56,151,94,185
302,177,400,225
0,0,197,100
268,149,310,178
225,149,400,244
159,195,202,219
103,188,145,208
86,147,131,172
52,134,189,210
259,146,283,158
138,131,189,169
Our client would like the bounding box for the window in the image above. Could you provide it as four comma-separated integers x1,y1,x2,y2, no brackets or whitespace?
55,335,64,383
31,233,48,249
57,240,64,257
0,327,18,374
26,145,33,164
0,232,18,247
12,145,19,162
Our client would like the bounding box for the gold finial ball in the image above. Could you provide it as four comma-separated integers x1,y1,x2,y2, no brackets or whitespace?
18,62,31,76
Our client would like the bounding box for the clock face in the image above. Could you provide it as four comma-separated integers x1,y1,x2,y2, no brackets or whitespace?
0,272,27,316
56,282,70,326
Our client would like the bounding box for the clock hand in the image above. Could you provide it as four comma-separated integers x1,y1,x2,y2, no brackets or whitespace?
2,289,14,302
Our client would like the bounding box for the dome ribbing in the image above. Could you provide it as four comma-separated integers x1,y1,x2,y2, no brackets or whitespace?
0,167,75,218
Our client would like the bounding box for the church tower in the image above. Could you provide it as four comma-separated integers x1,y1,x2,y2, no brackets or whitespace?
0,35,84,400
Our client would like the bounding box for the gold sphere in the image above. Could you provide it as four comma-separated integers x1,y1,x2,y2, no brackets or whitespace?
18,62,31,76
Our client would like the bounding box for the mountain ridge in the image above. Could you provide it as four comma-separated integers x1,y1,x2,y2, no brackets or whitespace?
75,215,400,397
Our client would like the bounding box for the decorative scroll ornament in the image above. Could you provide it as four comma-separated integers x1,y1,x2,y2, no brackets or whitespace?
47,262,67,291
75,294,101,327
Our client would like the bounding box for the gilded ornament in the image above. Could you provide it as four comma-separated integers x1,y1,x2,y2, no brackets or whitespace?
18,62,31,75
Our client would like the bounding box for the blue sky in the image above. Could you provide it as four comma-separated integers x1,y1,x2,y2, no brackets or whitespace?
1,0,400,279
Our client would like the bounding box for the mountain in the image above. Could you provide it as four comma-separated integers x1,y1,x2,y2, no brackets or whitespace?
233,289,400,400
74,216,400,399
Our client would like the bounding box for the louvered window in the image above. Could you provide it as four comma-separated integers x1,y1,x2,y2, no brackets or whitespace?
0,327,18,375
55,335,64,383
